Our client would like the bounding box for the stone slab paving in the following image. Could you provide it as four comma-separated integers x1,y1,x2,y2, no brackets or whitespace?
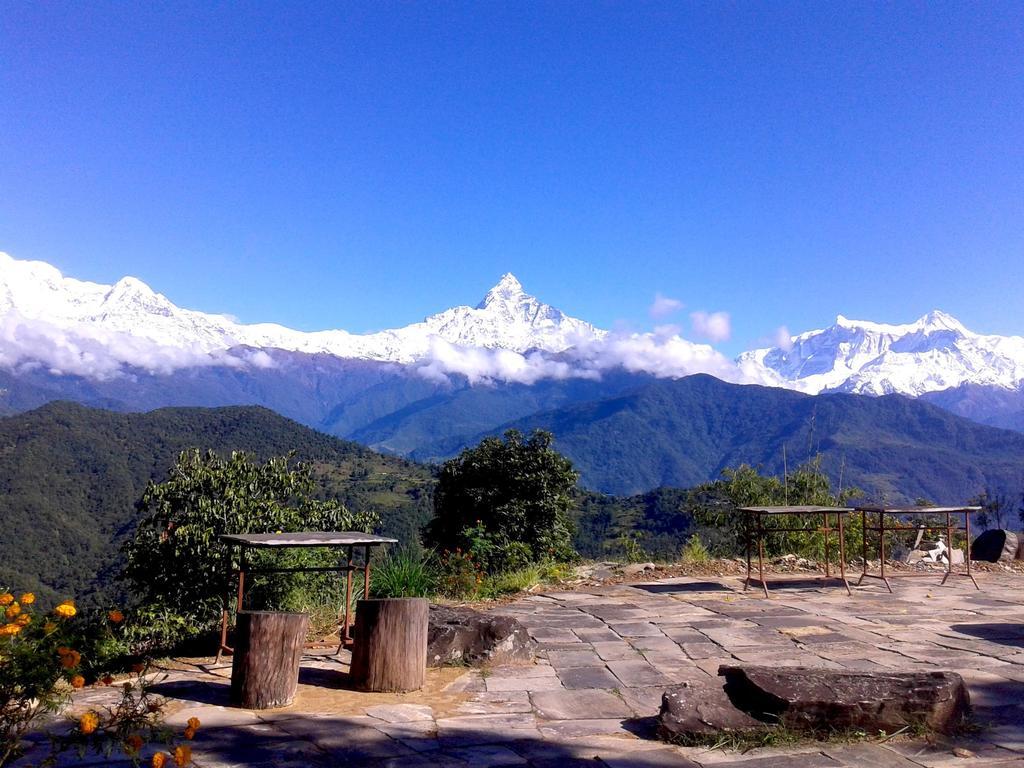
17,571,1024,767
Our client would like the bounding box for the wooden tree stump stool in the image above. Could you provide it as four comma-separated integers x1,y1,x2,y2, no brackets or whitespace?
349,598,428,692
230,611,308,709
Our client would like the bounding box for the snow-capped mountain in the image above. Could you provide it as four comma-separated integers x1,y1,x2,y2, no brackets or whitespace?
5,250,1024,406
0,252,606,375
739,310,1024,396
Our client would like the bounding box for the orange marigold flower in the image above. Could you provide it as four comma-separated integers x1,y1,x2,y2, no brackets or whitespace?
124,734,144,754
43,621,57,633
0,623,21,636
70,674,86,689
14,614,30,626
59,648,81,668
0,593,13,606
5,603,21,619
183,726,196,740
54,601,77,619
173,744,192,766
19,592,35,605
152,752,169,768
107,609,125,624
186,717,200,731
79,711,99,735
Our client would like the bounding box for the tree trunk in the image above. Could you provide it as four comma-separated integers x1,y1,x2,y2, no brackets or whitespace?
230,611,308,709
349,598,428,692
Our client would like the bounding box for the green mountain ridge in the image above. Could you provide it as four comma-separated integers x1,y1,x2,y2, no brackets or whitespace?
0,402,434,604
490,375,1024,500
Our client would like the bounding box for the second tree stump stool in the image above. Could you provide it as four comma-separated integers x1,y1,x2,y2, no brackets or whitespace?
349,597,428,692
230,610,308,709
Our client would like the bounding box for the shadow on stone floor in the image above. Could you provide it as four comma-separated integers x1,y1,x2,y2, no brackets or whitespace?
298,665,353,689
742,577,851,591
631,582,733,594
180,714,709,767
148,679,231,706
950,623,1024,648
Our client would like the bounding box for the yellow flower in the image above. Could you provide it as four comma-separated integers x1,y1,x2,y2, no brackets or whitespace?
173,744,192,766
19,592,34,605
5,603,21,619
152,753,169,768
14,614,30,626
79,711,99,735
0,623,21,636
107,609,125,624
70,674,86,689
54,600,77,618
0,593,13,606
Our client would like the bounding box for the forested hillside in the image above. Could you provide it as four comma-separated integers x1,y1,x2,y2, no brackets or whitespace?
0,402,434,604
500,375,1024,500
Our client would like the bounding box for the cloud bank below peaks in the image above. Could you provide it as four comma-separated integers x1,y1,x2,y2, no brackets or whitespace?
411,328,750,386
0,312,270,380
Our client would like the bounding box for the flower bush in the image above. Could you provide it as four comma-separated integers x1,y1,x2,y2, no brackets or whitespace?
0,593,197,767
435,549,484,599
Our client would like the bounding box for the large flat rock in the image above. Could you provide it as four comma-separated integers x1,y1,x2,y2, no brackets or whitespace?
658,681,766,741
719,665,970,735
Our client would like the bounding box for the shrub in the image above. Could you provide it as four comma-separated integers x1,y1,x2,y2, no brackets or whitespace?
620,532,649,563
689,459,863,561
478,566,542,599
123,450,377,649
371,549,437,598
435,550,484,599
0,594,193,767
679,534,711,564
426,430,578,573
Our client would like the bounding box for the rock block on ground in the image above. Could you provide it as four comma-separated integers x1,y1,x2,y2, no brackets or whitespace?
658,681,765,741
971,529,1019,563
427,604,533,667
719,665,969,735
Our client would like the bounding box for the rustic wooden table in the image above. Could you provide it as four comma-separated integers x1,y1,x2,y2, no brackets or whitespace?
739,506,854,597
854,506,981,592
216,531,398,662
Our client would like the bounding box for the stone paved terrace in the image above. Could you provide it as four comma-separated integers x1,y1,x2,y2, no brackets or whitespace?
21,572,1024,767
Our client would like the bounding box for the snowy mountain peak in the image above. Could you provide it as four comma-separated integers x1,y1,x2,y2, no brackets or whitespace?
476,272,526,309
740,310,1024,396
0,253,608,374
917,309,966,333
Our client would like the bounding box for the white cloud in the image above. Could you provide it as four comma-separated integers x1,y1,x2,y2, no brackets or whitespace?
410,329,747,386
649,292,684,319
690,311,731,343
0,312,274,380
774,326,794,352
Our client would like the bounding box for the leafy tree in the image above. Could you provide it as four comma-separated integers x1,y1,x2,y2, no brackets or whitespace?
426,430,578,572
971,489,1013,530
123,450,376,647
689,458,862,560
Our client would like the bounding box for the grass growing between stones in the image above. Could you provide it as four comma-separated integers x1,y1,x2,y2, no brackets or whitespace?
668,721,934,754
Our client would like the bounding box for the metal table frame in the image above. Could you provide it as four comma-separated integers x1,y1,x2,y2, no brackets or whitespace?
854,506,981,592
740,506,854,597
216,532,397,663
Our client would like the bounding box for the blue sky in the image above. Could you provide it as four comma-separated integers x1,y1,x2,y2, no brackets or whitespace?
2,2,1022,355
